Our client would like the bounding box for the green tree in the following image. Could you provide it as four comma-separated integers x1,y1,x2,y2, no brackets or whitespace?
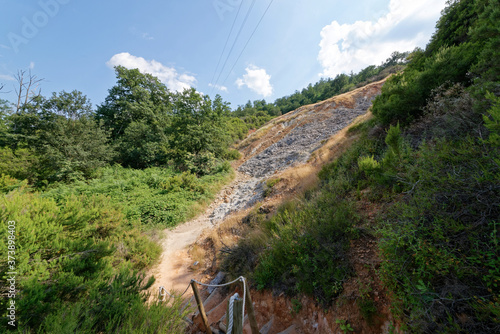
426,0,479,55
168,90,230,174
0,99,11,146
97,66,173,139
39,115,114,181
97,66,175,168
9,91,114,182
118,120,167,168
44,90,93,119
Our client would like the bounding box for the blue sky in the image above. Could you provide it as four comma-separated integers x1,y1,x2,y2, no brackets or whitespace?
0,0,447,110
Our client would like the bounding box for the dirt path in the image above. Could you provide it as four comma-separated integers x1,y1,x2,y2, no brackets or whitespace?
148,80,385,301
148,171,262,297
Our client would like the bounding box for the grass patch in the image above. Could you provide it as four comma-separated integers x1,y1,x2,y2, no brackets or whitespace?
43,164,234,229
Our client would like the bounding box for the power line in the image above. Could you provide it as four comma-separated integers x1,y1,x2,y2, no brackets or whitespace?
222,0,275,87
209,0,245,95
212,0,257,92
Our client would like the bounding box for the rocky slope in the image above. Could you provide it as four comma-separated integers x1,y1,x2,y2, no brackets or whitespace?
210,79,385,223
149,79,388,333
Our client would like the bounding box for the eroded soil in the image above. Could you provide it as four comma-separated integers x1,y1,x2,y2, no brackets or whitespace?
147,79,394,333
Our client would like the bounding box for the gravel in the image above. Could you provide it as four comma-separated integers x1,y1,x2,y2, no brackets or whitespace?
209,92,378,223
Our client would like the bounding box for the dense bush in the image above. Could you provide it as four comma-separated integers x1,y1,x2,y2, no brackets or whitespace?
0,190,181,332
0,147,38,182
372,0,500,126
372,43,479,125
6,92,115,183
44,165,233,228
378,134,499,332
254,198,358,306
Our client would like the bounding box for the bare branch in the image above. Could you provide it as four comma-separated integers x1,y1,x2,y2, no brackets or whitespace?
14,69,44,112
23,69,44,106
15,70,25,112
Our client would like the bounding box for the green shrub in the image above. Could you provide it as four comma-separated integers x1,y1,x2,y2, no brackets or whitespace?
184,151,218,176
38,272,187,333
372,42,480,125
357,156,381,174
0,174,27,193
263,178,281,197
0,147,38,182
378,136,500,332
161,172,202,192
483,92,500,146
224,148,242,161
254,198,357,306
0,190,164,330
44,165,232,228
222,228,269,279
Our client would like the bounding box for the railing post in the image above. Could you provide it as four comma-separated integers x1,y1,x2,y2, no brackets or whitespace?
232,297,244,334
242,279,260,334
191,280,212,334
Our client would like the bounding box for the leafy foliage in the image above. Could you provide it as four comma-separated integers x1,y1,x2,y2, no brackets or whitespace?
0,191,176,331
44,165,232,228
372,0,500,126
483,92,500,146
7,91,114,183
254,198,357,306
97,66,172,139
378,135,499,333
168,90,231,173
372,43,479,125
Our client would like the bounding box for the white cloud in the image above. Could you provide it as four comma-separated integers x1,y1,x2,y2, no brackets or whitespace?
235,65,273,97
106,52,196,92
0,74,15,81
209,83,228,92
141,33,154,41
318,0,447,78
129,27,154,41
29,61,35,69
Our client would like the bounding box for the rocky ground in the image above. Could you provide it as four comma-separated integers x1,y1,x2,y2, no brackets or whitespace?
238,96,375,178
209,81,383,224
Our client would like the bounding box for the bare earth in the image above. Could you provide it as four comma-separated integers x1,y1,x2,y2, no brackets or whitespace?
148,171,253,297
147,79,387,319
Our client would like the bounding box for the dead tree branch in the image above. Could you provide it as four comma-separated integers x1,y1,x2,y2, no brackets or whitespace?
14,69,44,112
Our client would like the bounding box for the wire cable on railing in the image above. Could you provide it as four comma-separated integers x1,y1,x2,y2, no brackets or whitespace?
158,282,191,302
192,276,246,324
159,276,248,326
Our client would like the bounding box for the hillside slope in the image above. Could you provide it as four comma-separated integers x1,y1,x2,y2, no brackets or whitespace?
237,79,385,176
147,80,389,334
